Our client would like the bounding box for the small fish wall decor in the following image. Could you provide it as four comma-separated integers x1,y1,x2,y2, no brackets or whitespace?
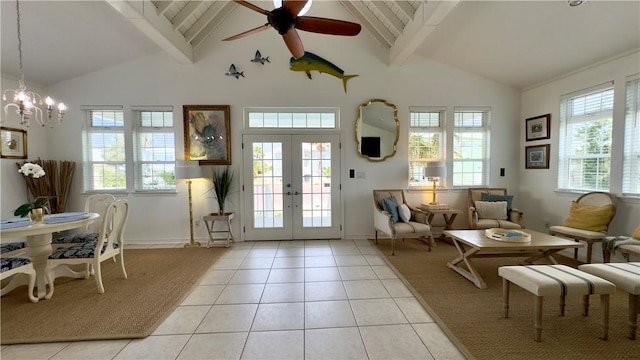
251,50,270,65
225,64,244,79
289,51,358,93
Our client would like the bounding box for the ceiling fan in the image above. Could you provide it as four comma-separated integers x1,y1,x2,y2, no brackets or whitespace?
223,0,361,59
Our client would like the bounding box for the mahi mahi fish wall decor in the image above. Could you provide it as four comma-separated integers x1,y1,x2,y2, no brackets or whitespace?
289,51,358,93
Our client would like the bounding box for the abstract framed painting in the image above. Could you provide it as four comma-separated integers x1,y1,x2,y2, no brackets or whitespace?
183,105,231,165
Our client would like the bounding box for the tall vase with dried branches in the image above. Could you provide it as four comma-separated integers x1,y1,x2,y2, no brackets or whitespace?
16,159,75,214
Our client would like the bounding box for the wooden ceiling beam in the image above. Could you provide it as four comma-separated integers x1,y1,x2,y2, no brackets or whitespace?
172,1,201,31
190,1,237,48
393,1,415,19
107,0,193,64
154,1,174,16
370,1,405,34
340,1,392,49
389,0,460,66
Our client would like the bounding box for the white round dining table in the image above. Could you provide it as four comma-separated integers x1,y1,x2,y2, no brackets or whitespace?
1,213,99,300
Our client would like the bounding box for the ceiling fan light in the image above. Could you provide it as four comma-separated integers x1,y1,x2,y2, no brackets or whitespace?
273,0,312,16
568,0,585,6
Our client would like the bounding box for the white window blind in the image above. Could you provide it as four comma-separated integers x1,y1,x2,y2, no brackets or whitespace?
83,107,126,191
623,74,640,196
133,108,176,191
558,83,613,191
408,107,445,188
453,108,489,187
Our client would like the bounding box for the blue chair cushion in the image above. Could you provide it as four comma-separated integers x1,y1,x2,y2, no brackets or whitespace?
48,241,119,260
382,196,400,224
51,232,99,244
0,242,26,254
1,257,31,272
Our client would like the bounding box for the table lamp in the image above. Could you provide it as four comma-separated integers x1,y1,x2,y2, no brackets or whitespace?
175,160,202,248
424,162,446,205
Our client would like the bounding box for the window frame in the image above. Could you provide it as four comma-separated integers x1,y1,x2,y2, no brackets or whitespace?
452,107,490,188
133,107,176,192
557,82,614,192
408,107,446,189
82,106,127,193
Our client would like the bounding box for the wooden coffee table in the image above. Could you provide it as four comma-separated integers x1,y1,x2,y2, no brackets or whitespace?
443,229,583,289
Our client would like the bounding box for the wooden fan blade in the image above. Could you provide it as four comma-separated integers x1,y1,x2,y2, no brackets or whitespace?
282,0,308,17
233,0,271,16
222,24,271,41
296,16,361,36
283,29,305,59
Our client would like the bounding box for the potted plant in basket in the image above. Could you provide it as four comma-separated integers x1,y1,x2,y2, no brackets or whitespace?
211,166,235,215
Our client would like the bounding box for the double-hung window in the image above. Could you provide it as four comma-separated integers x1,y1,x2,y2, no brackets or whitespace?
558,83,614,191
83,106,176,192
83,107,126,191
623,74,640,196
133,108,176,191
408,107,445,188
452,108,489,187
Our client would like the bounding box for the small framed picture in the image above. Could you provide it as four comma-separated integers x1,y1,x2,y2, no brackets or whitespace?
183,105,231,165
525,114,551,141
525,144,550,169
0,127,27,159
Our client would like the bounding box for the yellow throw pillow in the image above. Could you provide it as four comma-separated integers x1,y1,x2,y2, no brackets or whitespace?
633,225,640,240
563,201,615,233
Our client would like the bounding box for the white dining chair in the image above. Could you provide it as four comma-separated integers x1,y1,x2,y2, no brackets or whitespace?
51,194,116,247
47,199,129,294
1,257,39,303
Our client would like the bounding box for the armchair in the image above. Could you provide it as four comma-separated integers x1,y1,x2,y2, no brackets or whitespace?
467,188,523,230
373,190,433,255
549,191,617,263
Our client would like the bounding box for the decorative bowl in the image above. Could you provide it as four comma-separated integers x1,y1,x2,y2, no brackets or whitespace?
485,228,531,243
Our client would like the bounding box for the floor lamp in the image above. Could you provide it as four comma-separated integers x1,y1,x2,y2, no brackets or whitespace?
175,161,202,248
424,162,446,205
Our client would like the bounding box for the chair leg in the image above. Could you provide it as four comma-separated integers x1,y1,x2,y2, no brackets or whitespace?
375,231,378,245
94,262,105,294
582,294,590,316
119,252,128,279
586,240,594,263
574,240,579,260
391,237,395,256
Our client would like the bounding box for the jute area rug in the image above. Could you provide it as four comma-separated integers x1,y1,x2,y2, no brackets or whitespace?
373,238,640,360
1,247,227,345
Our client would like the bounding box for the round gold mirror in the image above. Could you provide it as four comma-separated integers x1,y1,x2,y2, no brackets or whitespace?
355,99,399,162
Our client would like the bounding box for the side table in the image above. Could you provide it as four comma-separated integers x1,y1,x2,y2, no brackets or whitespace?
203,212,235,248
418,206,461,243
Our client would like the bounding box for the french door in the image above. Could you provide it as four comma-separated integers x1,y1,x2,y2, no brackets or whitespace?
242,134,341,240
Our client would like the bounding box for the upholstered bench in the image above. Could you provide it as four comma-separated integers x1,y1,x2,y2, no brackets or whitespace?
498,265,616,342
579,262,640,340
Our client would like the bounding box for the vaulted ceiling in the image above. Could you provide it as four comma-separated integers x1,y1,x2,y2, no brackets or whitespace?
1,1,638,90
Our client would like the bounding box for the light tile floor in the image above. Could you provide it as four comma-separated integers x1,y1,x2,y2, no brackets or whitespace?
1,239,466,360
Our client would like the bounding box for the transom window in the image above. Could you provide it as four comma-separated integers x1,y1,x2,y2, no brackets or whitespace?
246,108,338,129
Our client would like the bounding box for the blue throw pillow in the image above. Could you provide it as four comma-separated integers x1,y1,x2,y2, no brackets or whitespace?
382,196,400,223
481,193,514,220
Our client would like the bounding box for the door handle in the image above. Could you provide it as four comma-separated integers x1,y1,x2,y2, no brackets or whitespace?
294,191,300,195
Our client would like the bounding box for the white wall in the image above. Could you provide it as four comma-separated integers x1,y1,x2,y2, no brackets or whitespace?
520,51,640,262
0,1,521,245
